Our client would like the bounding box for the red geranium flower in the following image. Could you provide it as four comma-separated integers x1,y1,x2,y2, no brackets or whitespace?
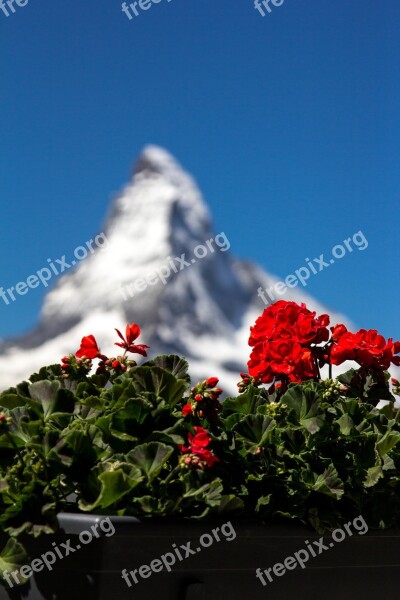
249,340,317,383
247,301,329,384
179,426,219,469
331,329,400,371
182,404,193,417
115,323,150,356
193,447,220,468
75,335,102,359
249,301,330,348
331,324,348,341
188,426,212,450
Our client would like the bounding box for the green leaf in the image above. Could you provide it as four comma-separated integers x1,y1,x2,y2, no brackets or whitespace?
79,465,143,511
132,495,156,513
382,454,396,471
0,538,29,587
28,364,62,383
310,464,344,500
129,367,187,407
127,442,174,482
49,430,97,471
222,387,262,417
337,368,359,387
223,413,243,431
0,394,27,410
28,380,75,419
363,371,394,402
0,480,57,537
256,495,272,512
110,398,153,441
376,431,400,457
233,414,276,452
8,407,39,444
364,465,383,488
183,478,223,507
338,368,395,403
337,413,354,436
147,430,186,446
217,495,245,513
282,384,325,434
142,355,190,384
79,395,104,410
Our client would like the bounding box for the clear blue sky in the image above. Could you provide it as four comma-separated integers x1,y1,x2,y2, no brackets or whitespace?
0,0,399,341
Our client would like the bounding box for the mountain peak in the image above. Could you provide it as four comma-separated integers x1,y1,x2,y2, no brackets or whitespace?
115,145,213,240
134,145,187,180
0,147,352,393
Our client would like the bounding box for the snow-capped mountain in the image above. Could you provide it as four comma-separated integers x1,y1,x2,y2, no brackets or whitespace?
0,146,350,394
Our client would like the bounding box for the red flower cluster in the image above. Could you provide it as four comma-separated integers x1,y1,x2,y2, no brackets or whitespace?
330,326,400,371
182,377,223,421
75,323,148,360
247,301,400,386
179,426,219,469
62,323,149,378
248,301,330,383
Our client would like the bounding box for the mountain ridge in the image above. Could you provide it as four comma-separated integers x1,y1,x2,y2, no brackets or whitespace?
0,145,350,393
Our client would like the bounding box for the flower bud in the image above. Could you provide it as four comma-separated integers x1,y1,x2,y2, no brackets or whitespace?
0,412,11,429
206,377,219,388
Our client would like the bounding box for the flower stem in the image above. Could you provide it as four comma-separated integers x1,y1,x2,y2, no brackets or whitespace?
5,430,25,465
164,464,181,485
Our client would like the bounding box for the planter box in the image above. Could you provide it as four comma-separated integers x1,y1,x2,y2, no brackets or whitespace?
1,513,400,599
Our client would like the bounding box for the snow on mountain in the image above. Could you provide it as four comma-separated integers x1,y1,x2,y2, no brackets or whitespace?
0,145,351,394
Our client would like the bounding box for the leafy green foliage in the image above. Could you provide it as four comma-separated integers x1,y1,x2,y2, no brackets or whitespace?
0,538,29,586
0,356,240,586
0,355,399,587
221,376,400,533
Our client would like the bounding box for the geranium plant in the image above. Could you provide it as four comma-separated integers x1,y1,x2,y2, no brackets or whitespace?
227,301,400,532
1,301,400,588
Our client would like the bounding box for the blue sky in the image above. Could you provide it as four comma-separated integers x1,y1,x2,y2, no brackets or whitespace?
0,0,399,340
